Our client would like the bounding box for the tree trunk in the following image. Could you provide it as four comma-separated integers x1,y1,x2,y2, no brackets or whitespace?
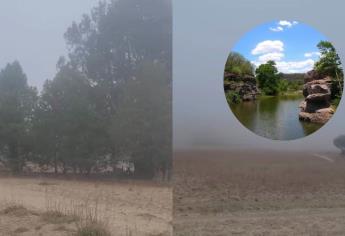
54,155,58,175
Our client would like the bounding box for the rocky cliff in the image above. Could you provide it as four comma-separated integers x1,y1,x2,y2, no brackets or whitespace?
224,72,258,101
299,70,334,124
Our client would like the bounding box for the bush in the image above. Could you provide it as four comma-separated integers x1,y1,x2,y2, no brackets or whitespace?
226,91,241,104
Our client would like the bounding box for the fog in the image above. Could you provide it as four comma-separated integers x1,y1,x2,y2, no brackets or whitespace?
173,0,345,151
0,0,99,89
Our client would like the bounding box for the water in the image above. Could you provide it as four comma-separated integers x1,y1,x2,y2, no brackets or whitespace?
230,95,323,140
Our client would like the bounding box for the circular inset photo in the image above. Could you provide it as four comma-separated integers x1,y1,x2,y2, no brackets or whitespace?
224,20,343,140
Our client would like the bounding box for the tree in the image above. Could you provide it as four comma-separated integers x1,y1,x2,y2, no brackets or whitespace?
63,0,172,179
225,52,254,76
34,65,107,174
255,60,281,95
278,79,289,94
109,62,172,179
0,61,37,172
64,0,172,114
315,41,344,98
334,135,345,155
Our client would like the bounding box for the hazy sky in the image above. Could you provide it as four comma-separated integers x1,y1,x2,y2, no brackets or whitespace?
174,0,345,151
233,20,327,73
0,0,99,90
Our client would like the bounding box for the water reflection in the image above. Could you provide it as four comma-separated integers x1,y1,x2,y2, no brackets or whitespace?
230,95,323,140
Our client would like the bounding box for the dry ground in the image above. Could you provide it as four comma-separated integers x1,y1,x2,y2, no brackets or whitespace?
174,149,345,236
0,177,172,236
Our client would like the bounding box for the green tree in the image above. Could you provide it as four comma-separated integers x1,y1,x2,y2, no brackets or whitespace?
225,52,254,76
64,0,172,114
0,61,37,172
315,41,343,98
255,60,281,95
34,64,107,174
63,0,172,179
109,62,171,179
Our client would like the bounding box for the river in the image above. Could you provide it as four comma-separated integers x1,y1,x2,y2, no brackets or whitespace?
230,95,323,140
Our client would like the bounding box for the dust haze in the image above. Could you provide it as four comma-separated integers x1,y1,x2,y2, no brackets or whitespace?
173,0,345,152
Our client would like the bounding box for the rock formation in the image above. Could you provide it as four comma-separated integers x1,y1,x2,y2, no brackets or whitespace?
299,70,334,124
224,72,258,101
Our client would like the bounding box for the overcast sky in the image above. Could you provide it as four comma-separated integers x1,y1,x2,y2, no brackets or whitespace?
0,0,99,90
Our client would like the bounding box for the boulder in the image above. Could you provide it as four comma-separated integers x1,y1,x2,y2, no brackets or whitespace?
224,73,258,102
299,110,333,124
305,93,331,103
304,70,322,83
316,107,335,115
299,101,306,112
299,70,334,124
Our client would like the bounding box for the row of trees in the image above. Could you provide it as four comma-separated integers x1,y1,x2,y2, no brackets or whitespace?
0,0,172,180
224,52,302,96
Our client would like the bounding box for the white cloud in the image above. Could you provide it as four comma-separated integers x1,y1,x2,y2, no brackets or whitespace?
251,40,284,55
252,59,315,73
258,52,284,62
276,59,315,73
304,51,321,58
270,20,298,32
270,26,283,32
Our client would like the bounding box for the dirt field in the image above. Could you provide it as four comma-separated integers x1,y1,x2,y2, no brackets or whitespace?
0,177,172,236
174,149,345,236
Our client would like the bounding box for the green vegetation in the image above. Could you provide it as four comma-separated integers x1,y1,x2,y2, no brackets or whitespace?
226,91,241,104
255,60,281,95
314,40,343,101
0,0,171,180
0,62,37,173
225,52,255,76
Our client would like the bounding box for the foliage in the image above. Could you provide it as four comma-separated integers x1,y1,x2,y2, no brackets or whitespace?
315,40,344,99
278,79,289,94
109,62,172,179
255,61,281,95
226,91,241,104
0,61,37,172
0,0,172,179
33,65,108,174
225,52,255,76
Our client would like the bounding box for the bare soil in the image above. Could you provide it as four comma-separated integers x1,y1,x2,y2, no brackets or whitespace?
174,149,345,236
0,177,172,236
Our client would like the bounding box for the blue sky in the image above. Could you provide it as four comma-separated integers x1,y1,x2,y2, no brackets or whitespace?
232,20,328,73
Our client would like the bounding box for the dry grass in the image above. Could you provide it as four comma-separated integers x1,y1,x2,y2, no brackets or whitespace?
41,210,79,224
0,177,172,236
174,149,345,235
76,220,111,236
0,205,33,217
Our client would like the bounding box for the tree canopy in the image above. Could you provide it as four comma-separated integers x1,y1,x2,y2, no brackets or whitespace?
0,61,37,172
225,52,255,76
315,40,343,99
255,60,281,95
0,0,172,180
